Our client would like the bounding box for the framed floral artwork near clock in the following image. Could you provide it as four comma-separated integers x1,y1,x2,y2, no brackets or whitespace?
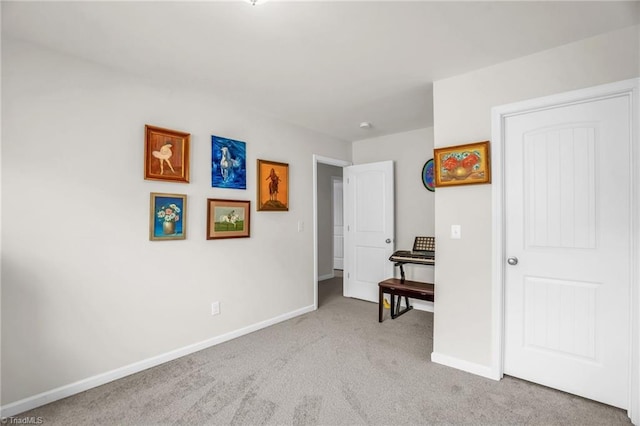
150,193,186,241
434,141,491,187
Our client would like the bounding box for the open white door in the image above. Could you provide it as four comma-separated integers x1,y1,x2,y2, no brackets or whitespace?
344,161,395,302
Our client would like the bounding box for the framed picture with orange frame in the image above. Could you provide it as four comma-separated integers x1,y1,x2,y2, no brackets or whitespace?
144,125,190,183
434,141,491,187
257,159,289,211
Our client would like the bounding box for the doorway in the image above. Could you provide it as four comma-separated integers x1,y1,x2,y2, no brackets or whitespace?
313,156,396,309
313,155,350,309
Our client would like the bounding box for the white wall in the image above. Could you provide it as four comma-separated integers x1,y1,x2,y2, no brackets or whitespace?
1,38,350,406
316,163,342,279
432,25,640,370
352,127,435,286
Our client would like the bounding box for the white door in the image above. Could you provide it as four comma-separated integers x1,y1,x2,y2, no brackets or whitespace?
344,161,395,302
503,95,631,408
332,177,344,270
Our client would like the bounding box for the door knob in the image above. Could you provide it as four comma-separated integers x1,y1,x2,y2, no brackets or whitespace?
385,239,391,244
507,257,518,266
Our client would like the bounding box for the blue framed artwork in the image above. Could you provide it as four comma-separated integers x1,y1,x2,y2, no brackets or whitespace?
150,193,186,241
211,135,247,189
422,158,435,192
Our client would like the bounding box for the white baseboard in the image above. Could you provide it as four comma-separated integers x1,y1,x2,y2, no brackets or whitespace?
318,273,335,281
431,351,499,381
409,300,434,313
0,304,316,418
392,298,433,313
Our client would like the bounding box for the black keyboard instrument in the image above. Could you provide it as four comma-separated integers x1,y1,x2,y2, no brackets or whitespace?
389,237,435,281
389,250,435,265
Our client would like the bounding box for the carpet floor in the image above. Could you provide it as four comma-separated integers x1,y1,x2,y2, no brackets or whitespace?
15,276,631,425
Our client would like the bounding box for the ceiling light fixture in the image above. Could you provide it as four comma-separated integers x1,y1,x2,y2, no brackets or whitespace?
246,0,268,5
359,122,372,129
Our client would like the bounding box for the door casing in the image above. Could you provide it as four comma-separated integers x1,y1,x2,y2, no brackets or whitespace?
491,78,639,422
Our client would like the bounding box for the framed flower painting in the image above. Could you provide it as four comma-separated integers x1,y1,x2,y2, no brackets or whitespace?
434,141,491,187
150,193,186,241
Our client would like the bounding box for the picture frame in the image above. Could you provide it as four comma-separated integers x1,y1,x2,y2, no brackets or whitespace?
422,158,435,192
434,141,491,187
150,193,186,241
144,125,190,183
257,159,289,211
211,135,247,189
206,199,250,239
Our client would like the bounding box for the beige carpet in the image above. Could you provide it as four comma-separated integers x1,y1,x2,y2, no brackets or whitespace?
15,276,631,425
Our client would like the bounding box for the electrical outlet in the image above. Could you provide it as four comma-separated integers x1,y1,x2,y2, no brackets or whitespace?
298,221,304,232
211,301,220,316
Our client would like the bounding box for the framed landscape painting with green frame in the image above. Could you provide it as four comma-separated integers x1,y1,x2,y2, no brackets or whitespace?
150,192,186,241
207,199,250,239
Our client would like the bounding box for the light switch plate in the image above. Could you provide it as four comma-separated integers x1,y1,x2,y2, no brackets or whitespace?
451,225,461,239
211,301,220,316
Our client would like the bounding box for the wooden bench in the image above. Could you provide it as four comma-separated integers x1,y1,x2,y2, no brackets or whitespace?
378,278,435,322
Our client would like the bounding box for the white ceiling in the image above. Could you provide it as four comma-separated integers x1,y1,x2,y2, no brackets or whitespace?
3,1,638,142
